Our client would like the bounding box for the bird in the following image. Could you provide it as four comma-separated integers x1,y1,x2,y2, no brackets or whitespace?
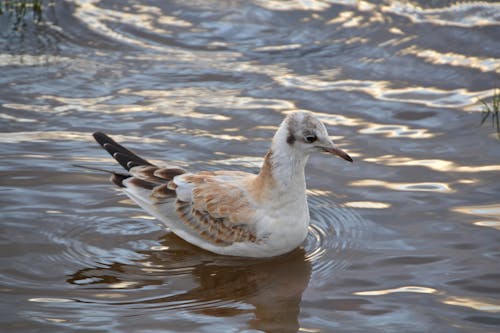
91,111,353,258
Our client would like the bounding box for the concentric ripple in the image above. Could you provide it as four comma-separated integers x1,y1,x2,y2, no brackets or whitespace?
47,211,161,270
304,191,371,277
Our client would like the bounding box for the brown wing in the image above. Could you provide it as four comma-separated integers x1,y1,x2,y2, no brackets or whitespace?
173,172,260,246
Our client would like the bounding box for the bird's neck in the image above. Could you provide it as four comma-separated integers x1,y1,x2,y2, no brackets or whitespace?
256,143,308,195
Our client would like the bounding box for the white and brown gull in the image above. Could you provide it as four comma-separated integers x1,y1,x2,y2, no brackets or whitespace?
91,111,353,258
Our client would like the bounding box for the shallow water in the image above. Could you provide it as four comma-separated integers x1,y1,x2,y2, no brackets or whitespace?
1,1,499,332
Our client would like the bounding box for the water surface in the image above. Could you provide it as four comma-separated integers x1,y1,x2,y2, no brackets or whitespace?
1,1,499,332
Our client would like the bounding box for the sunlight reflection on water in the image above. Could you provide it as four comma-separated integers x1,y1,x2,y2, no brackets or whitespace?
1,0,499,332
365,155,500,173
354,286,438,296
350,179,453,193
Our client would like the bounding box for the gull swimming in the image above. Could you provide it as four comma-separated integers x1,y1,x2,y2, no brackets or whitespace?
91,111,352,258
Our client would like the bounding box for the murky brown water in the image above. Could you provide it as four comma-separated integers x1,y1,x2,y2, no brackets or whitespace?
1,1,500,332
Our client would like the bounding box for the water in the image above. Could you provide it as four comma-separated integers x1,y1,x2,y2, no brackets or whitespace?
1,1,499,332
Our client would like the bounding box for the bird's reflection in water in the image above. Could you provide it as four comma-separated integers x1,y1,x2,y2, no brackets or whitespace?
67,232,312,332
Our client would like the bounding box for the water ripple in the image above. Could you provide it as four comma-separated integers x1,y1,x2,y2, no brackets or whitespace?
382,1,500,27
399,45,500,73
2,0,499,331
305,192,372,280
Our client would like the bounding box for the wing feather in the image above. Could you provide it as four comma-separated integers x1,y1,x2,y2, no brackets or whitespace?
122,165,187,202
93,132,152,170
172,172,260,245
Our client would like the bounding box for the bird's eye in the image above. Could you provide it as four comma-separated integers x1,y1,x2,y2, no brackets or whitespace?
304,134,317,143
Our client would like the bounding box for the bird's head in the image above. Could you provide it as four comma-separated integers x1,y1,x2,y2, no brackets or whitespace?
276,111,353,162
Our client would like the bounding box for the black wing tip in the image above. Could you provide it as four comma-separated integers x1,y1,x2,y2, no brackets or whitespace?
91,131,153,171
92,131,113,146
113,152,137,170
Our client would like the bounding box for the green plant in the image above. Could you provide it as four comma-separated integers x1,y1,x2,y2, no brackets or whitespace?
0,0,45,27
479,88,500,140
